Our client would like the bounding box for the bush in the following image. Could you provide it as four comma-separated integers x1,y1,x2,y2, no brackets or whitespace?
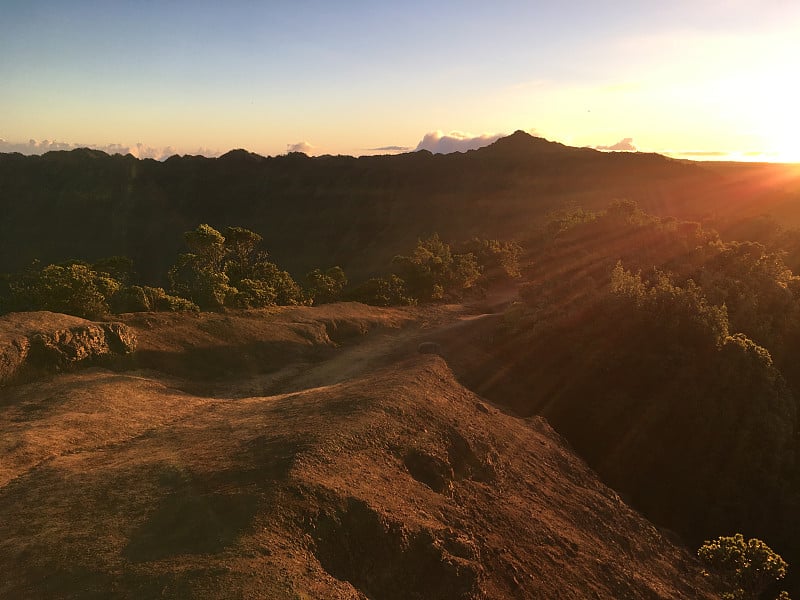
169,224,307,309
457,237,523,281
10,263,117,319
306,266,347,305
225,278,277,308
392,234,480,301
348,275,416,307
698,534,790,600
112,285,199,313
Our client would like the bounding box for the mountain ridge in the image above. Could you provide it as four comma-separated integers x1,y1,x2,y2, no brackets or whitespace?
0,131,734,286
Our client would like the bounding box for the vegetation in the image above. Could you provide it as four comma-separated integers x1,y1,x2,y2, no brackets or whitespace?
391,233,481,302
698,534,790,600
468,201,800,596
167,223,308,310
347,274,416,307
306,266,348,305
6,143,800,593
0,221,521,317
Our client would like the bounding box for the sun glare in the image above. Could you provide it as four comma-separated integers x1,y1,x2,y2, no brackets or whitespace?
770,136,800,164
747,65,800,163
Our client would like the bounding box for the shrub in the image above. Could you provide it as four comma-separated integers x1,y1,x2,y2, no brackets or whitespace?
306,266,348,305
348,275,416,306
393,234,480,301
10,263,117,319
698,534,790,600
112,286,199,313
169,224,307,308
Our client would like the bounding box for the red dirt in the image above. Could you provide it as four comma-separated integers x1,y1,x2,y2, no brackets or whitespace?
0,304,720,599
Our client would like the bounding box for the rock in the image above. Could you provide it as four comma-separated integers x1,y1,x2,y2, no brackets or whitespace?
0,312,137,387
418,341,441,355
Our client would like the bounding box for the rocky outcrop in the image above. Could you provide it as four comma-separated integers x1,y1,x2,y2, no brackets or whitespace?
0,312,136,387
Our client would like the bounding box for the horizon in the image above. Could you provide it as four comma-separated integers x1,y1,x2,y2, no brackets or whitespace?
3,2,799,163
2,130,798,165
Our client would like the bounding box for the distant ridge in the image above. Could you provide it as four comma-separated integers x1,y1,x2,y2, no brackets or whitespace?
0,132,764,286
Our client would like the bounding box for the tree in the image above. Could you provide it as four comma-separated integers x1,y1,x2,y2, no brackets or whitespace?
698,534,790,600
306,266,348,305
184,223,226,271
112,285,198,313
347,275,415,307
392,234,480,301
168,224,307,309
222,226,263,285
168,250,235,310
458,237,523,281
11,263,118,319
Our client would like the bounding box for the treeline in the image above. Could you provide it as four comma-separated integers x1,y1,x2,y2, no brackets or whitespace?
0,224,521,319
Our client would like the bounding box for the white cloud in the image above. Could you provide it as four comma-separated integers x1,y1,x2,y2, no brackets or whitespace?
0,138,220,160
414,130,505,154
0,138,74,154
128,143,178,160
286,141,315,155
596,137,637,152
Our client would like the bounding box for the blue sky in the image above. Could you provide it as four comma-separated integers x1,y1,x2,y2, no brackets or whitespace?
2,1,799,160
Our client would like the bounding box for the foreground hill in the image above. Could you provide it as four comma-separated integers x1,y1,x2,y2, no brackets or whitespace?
0,305,718,599
3,131,798,285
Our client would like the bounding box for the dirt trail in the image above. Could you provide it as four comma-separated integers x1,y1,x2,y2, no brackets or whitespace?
254,282,522,398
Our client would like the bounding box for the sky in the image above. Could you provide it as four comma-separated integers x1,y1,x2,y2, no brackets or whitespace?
1,0,799,161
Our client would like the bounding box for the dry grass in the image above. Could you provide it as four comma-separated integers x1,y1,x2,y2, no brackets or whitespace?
0,303,719,599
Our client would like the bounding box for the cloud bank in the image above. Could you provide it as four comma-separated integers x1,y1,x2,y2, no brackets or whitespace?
415,130,505,154
0,138,220,160
596,138,637,152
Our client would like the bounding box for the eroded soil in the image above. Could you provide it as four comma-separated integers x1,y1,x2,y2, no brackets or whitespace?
0,301,720,599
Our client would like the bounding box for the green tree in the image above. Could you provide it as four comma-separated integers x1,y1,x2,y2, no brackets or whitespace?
306,266,348,305
13,263,118,319
168,250,235,310
347,275,415,307
168,224,307,309
112,285,198,313
169,224,234,309
698,534,790,600
393,234,480,301
222,226,264,285
184,223,226,271
248,261,306,306
92,256,136,285
458,238,523,281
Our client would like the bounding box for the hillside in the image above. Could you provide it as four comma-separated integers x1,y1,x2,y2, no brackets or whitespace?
3,132,798,285
0,305,719,599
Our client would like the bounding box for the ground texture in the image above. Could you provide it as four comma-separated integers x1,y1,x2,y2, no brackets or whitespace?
0,302,719,599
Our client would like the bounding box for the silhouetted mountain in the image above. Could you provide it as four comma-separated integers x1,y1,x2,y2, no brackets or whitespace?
1,133,797,284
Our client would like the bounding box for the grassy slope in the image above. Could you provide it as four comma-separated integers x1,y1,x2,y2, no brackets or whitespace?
0,305,718,599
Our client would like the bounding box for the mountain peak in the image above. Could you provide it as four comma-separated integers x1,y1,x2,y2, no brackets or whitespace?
482,130,586,157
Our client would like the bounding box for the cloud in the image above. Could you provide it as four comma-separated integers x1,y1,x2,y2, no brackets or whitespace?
128,143,178,160
674,150,728,157
366,145,412,153
596,138,637,152
414,130,505,154
0,138,219,160
0,138,74,154
286,141,315,155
